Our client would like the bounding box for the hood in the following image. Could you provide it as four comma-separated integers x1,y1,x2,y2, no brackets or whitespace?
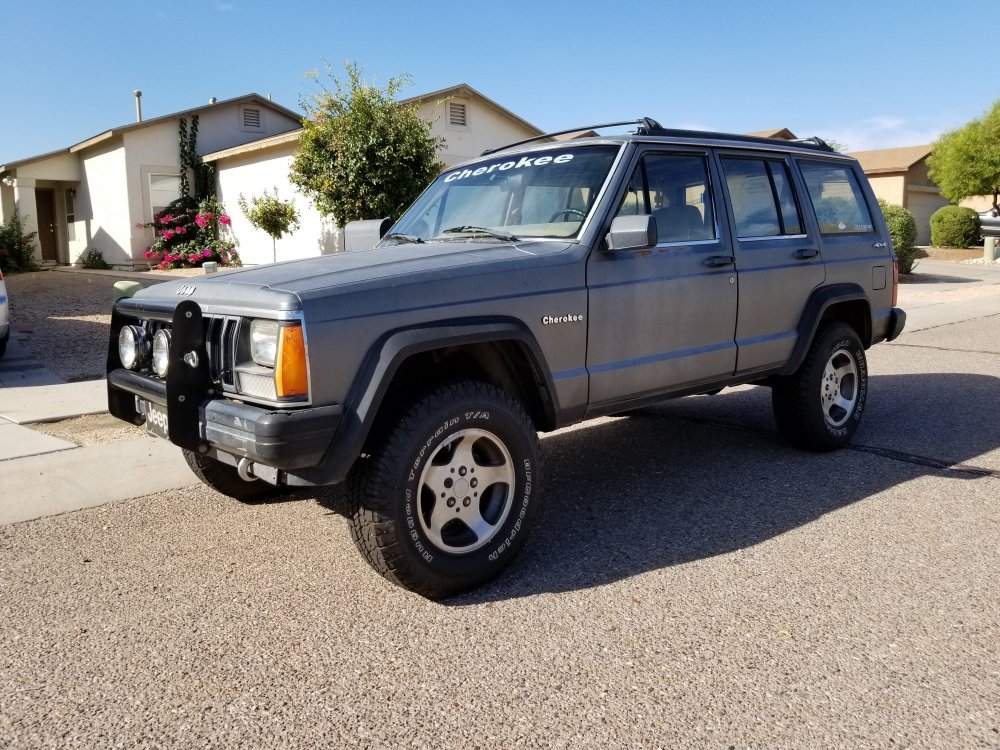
133,239,573,309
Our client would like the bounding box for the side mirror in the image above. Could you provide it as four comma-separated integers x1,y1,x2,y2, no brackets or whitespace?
344,218,391,252
606,214,657,251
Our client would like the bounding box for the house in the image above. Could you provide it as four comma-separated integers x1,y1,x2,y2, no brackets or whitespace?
203,84,544,265
850,145,948,245
0,94,302,269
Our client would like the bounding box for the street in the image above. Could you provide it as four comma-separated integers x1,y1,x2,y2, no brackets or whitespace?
0,264,998,748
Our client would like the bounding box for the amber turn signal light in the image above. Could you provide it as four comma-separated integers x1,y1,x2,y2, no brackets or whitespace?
275,325,308,398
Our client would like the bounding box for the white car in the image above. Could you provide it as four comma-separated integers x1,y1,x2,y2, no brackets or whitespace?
0,269,9,358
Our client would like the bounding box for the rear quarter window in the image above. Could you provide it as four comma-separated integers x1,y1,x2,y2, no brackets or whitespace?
798,162,874,235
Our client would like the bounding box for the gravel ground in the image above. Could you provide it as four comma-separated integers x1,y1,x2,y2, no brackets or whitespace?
1,316,998,748
3,270,164,382
31,413,151,447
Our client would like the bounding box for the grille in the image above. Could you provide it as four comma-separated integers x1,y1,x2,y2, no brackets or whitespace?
142,315,239,392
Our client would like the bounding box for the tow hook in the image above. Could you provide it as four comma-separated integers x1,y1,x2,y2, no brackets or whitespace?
237,457,258,482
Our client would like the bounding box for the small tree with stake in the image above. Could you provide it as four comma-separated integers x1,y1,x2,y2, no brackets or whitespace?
238,188,300,263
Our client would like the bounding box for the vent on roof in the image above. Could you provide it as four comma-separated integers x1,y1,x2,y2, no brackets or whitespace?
449,102,467,127
242,107,262,130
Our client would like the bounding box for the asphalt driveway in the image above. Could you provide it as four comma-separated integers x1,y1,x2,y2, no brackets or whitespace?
1,303,997,747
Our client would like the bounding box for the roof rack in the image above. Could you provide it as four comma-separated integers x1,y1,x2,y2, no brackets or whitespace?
482,119,836,155
482,118,663,155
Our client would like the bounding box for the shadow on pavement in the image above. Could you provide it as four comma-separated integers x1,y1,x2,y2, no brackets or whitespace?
422,372,998,603
899,272,979,285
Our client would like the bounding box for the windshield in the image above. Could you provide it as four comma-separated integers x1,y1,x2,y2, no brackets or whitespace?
382,145,621,245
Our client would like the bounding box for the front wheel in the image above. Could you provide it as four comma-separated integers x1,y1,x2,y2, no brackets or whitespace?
347,381,542,599
772,322,868,451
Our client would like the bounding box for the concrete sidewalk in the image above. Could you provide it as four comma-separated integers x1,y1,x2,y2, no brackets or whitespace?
0,366,195,524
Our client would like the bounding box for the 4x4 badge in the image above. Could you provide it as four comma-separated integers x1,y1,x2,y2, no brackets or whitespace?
176,285,196,296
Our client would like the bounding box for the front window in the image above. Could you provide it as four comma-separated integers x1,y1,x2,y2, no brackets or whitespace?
384,145,620,244
149,173,182,219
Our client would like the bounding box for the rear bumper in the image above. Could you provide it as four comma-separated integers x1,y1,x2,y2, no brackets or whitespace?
872,306,906,344
885,307,906,342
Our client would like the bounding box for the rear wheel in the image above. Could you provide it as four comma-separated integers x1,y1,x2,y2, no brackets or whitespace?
772,322,867,451
183,449,287,503
347,380,542,599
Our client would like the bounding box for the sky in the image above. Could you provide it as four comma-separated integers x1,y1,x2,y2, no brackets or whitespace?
1,0,994,163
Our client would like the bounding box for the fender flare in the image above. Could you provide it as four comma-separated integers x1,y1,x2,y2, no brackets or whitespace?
310,319,557,484
782,283,871,375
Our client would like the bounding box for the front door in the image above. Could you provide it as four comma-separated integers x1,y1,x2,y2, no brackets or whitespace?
586,148,738,411
35,188,58,262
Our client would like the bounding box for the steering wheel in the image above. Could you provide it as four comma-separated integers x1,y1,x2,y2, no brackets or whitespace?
548,208,586,222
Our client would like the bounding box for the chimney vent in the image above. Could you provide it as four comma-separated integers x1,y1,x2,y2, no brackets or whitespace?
209,97,217,104
133,90,142,122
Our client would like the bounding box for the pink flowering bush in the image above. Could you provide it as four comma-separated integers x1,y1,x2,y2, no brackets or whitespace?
141,197,240,270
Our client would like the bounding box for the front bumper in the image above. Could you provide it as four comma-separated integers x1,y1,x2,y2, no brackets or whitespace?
109,368,341,470
107,298,342,479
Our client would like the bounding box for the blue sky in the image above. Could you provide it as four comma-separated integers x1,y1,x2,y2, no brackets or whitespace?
2,0,993,163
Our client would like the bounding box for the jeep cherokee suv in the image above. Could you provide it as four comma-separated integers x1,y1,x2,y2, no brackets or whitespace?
107,119,906,598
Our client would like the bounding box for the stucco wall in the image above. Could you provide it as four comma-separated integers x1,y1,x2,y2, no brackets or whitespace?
73,142,130,266
194,102,301,156
417,97,538,166
8,152,80,182
123,124,184,263
867,174,906,207
213,142,340,266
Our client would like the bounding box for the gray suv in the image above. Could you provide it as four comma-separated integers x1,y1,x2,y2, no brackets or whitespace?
107,119,906,598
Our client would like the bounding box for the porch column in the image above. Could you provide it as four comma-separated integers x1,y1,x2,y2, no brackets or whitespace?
12,178,41,264
0,180,15,222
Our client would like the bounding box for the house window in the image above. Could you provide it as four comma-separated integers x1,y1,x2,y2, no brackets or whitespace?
65,190,75,223
240,105,263,132
449,102,467,127
149,173,181,219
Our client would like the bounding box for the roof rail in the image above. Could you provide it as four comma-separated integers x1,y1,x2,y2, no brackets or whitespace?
482,118,663,155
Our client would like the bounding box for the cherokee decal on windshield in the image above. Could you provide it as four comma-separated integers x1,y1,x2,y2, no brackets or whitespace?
444,153,575,182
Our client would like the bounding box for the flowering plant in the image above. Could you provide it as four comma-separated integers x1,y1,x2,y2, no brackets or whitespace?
141,196,239,270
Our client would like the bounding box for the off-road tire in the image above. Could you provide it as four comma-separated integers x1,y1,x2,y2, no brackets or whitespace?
183,449,287,503
347,380,542,600
772,321,867,451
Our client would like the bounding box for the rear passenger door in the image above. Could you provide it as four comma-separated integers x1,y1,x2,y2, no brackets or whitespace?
718,152,825,373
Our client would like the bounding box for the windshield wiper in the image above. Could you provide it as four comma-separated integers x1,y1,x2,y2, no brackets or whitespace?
441,226,519,242
383,232,424,244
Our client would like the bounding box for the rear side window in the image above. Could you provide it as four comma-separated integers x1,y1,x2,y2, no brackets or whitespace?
798,162,874,235
721,157,803,238
615,153,716,243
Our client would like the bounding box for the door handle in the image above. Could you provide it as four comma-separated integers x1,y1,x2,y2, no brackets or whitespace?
703,255,735,268
794,248,818,260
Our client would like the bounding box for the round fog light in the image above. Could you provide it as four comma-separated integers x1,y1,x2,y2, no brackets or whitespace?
118,325,150,370
152,329,171,377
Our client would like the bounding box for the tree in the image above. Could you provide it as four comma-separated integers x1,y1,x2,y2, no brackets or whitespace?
238,188,300,263
290,61,443,227
927,100,1000,212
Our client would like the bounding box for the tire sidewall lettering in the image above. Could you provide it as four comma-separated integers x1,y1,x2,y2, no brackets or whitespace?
400,407,536,571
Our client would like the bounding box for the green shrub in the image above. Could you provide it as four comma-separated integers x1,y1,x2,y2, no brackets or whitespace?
929,205,980,248
878,199,919,274
0,212,39,273
80,248,111,269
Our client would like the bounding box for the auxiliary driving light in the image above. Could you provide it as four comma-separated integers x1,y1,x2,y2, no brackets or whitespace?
152,329,171,377
118,325,150,370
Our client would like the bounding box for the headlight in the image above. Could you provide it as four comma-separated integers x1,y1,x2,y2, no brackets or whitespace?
118,325,150,370
250,319,279,367
152,329,171,377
